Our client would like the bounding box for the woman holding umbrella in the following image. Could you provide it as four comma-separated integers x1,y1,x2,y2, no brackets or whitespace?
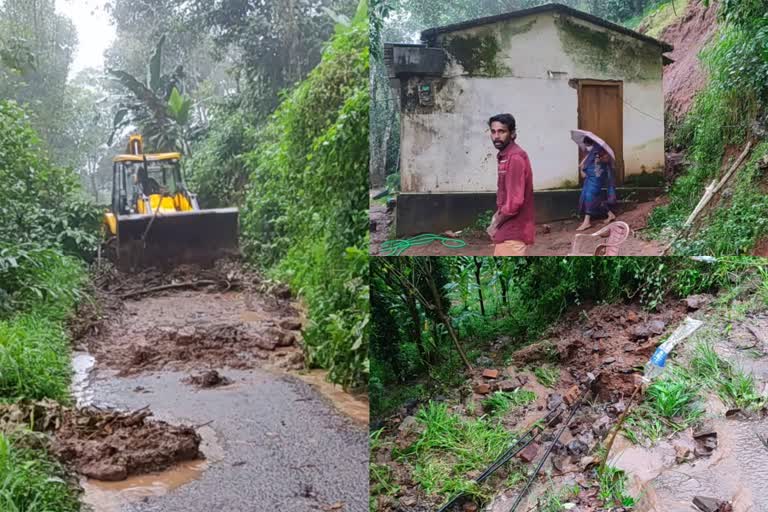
572,130,618,231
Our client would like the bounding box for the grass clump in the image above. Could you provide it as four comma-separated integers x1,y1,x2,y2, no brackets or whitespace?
482,389,536,416
623,368,703,444
690,342,765,410
0,433,80,512
400,402,512,503
597,465,636,508
533,366,559,388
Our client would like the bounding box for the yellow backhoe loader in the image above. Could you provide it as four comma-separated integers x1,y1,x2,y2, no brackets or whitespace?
103,135,239,271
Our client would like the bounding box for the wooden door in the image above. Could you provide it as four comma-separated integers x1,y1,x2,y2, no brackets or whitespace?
578,81,624,184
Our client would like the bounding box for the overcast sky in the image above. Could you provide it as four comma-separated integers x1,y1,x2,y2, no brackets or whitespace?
56,0,115,78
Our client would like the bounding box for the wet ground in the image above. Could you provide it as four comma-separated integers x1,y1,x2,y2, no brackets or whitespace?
70,263,368,512
82,369,368,512
371,200,664,256
372,293,768,512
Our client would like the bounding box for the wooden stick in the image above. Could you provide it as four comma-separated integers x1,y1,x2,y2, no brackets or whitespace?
683,142,753,229
120,280,219,299
600,384,641,473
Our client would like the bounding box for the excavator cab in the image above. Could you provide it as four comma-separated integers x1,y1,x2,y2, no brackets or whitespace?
104,135,239,271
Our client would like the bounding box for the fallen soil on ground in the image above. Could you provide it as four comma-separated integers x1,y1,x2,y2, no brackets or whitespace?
0,401,201,482
371,293,768,512
374,200,664,256
76,260,305,375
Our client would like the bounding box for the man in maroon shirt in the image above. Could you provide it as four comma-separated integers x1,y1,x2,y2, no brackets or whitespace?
486,113,535,256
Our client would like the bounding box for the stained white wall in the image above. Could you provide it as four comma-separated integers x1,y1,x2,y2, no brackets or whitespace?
399,12,666,193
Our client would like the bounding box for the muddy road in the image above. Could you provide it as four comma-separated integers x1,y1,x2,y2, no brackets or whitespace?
74,264,368,512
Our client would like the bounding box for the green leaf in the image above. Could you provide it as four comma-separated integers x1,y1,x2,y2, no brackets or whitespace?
148,35,166,93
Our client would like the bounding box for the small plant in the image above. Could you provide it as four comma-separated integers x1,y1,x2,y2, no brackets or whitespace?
482,389,536,416
533,366,560,388
646,377,701,420
597,465,636,508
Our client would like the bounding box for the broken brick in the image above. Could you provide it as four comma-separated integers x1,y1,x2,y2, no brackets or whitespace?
563,385,580,406
474,383,491,395
482,369,499,379
517,442,540,463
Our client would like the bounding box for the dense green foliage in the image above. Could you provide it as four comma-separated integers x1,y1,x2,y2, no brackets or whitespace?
0,434,80,512
0,100,101,259
0,90,88,510
238,9,369,389
649,1,768,254
370,257,768,418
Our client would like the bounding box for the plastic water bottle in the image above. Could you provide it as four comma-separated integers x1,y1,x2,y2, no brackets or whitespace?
643,317,704,382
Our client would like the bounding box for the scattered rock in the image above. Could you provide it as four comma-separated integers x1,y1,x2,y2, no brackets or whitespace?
563,385,580,406
482,369,500,379
476,356,494,367
517,442,540,463
498,380,519,392
693,424,717,439
629,325,651,341
578,456,597,470
684,295,708,311
694,431,718,457
693,496,732,512
547,393,564,411
474,383,491,395
592,415,611,437
398,416,418,433
462,502,478,512
542,224,551,234
185,370,232,388
626,311,639,323
674,442,694,464
567,439,589,457
649,320,667,335
176,326,196,345
279,319,302,331
608,401,626,417
400,496,417,507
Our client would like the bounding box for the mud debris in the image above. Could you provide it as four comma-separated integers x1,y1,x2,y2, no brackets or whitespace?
184,370,233,389
693,496,734,512
53,407,201,482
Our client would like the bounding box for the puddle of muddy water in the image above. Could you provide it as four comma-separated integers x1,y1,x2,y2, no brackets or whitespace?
294,370,369,426
611,418,768,512
81,460,207,512
81,423,224,512
72,352,96,408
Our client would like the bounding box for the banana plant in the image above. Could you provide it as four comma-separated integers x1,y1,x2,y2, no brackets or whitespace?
108,35,204,154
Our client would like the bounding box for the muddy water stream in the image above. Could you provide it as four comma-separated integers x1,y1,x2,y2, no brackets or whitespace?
611,418,768,511
295,369,369,426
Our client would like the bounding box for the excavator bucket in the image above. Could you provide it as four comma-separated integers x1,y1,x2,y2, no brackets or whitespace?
114,208,239,271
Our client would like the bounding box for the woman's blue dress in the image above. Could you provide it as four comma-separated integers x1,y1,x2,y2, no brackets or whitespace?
579,149,617,217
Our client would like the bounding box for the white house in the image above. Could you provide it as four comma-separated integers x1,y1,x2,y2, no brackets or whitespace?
385,3,672,235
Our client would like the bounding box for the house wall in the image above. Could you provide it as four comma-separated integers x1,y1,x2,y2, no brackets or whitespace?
399,12,666,193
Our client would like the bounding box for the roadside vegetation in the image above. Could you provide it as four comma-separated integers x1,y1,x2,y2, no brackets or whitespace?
0,100,91,511
649,0,768,254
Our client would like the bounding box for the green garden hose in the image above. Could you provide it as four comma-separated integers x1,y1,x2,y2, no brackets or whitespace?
379,234,467,256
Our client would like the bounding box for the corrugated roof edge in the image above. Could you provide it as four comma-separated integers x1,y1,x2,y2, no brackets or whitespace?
420,3,674,53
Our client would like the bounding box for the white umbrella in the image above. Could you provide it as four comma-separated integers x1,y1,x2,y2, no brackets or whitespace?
570,129,616,162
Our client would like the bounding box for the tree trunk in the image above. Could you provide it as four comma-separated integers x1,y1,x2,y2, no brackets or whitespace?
405,291,425,363
423,262,473,372
473,257,485,316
